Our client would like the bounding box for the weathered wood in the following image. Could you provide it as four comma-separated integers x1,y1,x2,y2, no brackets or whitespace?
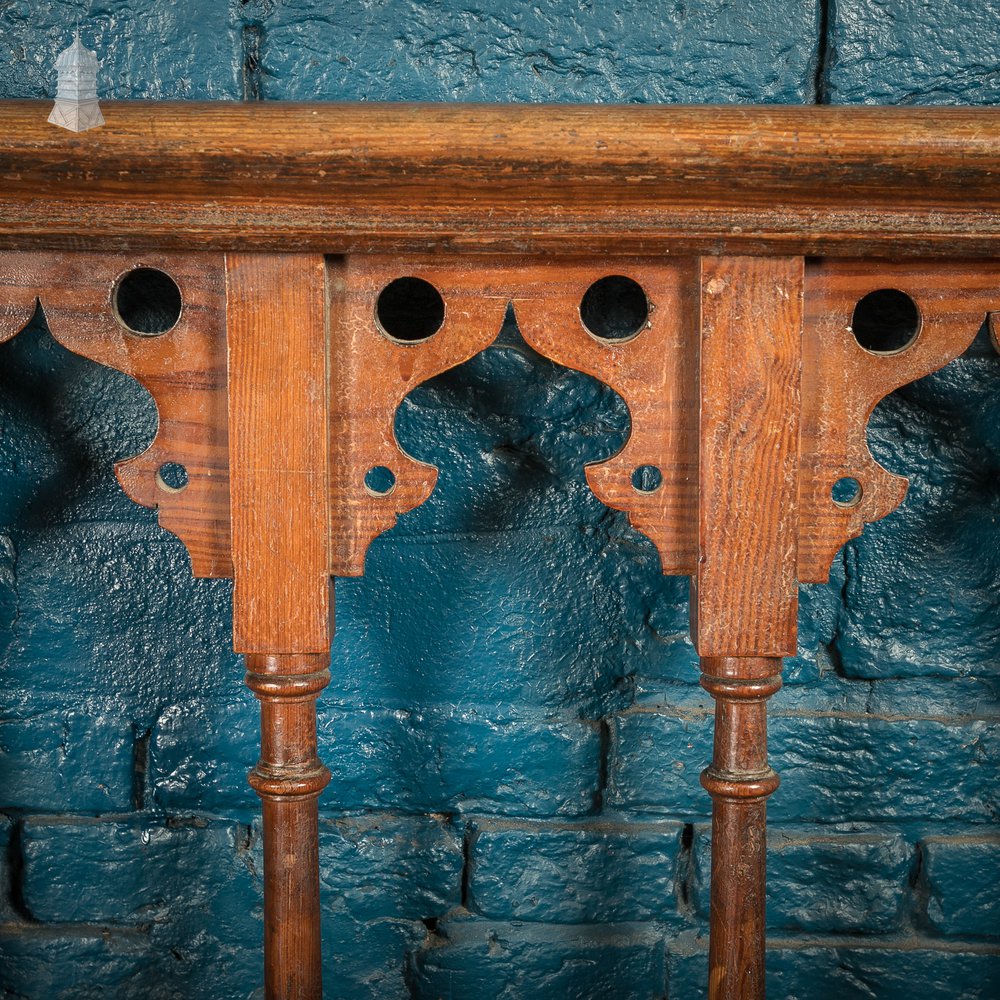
693,256,803,657
327,255,505,575
0,250,231,577
514,257,700,576
1,230,998,1000
225,254,331,1000
800,262,1000,580
2,102,1000,256
690,258,802,1000
225,252,330,652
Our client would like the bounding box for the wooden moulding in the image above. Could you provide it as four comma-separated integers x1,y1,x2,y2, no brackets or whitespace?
2,101,1000,256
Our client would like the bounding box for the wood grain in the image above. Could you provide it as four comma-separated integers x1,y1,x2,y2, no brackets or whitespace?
327,256,506,575
0,249,231,578
800,261,1000,581
693,257,803,658
2,102,1000,256
225,254,332,1000
225,252,330,653
514,258,700,576
2,242,997,1000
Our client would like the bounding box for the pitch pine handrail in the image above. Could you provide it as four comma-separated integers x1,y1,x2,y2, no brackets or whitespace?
2,102,1000,255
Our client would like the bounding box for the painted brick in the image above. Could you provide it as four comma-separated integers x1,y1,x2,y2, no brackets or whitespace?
408,918,667,999
922,835,1000,937
17,814,461,998
317,813,463,922
0,318,156,530
0,815,13,920
467,818,686,923
834,356,1000,679
4,524,237,706
152,696,600,817
826,0,1000,105
0,926,150,1000
2,1,999,997
0,706,133,812
20,816,259,927
255,0,820,103
609,709,1000,822
322,917,426,1000
0,1,242,100
670,938,1000,1000
692,825,910,933
332,522,647,720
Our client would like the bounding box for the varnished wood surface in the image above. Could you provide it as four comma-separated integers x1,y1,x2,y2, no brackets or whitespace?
246,654,331,1000
700,658,783,1000
225,254,333,998
693,257,803,657
2,252,992,591
799,261,1000,580
0,250,232,577
2,102,1000,255
327,256,505,575
225,253,330,653
3,244,998,1000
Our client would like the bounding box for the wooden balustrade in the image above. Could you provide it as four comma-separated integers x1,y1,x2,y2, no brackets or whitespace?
1,101,998,999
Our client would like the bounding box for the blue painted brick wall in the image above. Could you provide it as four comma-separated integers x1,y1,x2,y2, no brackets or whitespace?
1,2,999,997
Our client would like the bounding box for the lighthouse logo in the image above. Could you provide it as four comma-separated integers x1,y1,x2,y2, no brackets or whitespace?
49,29,105,132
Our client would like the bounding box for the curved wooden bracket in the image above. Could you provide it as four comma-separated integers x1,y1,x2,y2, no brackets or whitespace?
799,260,1000,581
519,259,1000,586
0,251,510,582
327,256,506,576
0,250,231,577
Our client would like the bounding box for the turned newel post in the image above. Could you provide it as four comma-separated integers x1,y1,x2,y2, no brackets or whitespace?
226,253,332,1000
692,257,803,1000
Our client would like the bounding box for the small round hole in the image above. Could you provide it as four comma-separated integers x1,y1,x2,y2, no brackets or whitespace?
364,466,396,496
114,268,182,335
580,275,650,343
376,277,445,343
850,289,920,354
631,465,663,493
832,476,862,508
157,462,189,493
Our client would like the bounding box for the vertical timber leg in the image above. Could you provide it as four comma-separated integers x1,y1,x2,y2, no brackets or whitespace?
226,253,331,1000
693,257,804,1000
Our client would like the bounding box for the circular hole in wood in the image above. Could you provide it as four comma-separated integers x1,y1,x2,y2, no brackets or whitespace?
156,461,189,493
114,267,182,335
631,464,663,493
850,289,920,354
364,465,396,496
831,476,862,508
375,277,445,343
580,275,649,343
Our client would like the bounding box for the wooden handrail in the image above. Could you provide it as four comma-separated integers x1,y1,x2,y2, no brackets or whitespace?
1,101,1000,255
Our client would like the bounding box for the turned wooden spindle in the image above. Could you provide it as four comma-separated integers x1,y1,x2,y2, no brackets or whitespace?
245,654,331,999
700,658,783,1000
